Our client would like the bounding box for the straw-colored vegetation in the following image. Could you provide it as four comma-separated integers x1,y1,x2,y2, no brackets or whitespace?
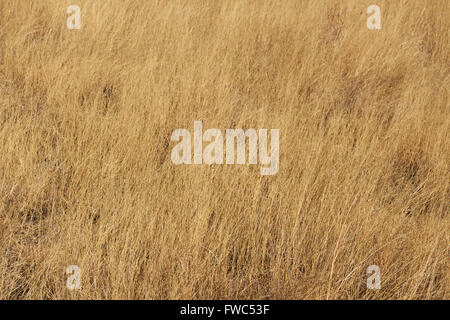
0,0,448,299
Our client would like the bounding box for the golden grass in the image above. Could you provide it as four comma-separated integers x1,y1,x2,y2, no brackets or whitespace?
0,0,448,299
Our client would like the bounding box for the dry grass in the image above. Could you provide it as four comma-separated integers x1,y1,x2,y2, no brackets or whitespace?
0,0,448,299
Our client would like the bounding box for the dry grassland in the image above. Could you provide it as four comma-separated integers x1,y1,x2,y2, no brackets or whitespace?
0,0,448,299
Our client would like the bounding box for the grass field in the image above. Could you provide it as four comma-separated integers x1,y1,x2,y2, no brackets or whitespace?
0,0,448,299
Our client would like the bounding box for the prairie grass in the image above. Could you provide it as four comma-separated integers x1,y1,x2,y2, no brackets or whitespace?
0,0,448,299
